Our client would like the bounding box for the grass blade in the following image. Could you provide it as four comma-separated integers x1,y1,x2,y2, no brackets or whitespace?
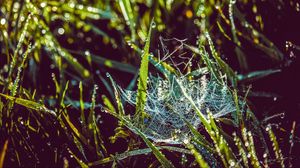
134,19,154,124
0,93,56,116
118,0,136,41
0,140,8,168
237,69,281,83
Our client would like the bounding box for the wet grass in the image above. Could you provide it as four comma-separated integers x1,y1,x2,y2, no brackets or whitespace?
0,0,299,167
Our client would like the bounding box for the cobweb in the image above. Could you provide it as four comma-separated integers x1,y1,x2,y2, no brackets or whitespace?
119,75,239,144
156,36,196,74
119,37,242,144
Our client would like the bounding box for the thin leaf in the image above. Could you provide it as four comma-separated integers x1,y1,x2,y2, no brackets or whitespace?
237,69,281,83
135,19,154,124
119,0,136,40
0,140,8,168
68,49,138,74
0,93,56,116
79,81,85,126
88,146,189,166
185,142,210,168
107,73,125,115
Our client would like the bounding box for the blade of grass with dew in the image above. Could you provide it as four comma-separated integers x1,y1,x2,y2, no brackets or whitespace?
118,0,136,41
106,73,130,146
266,125,285,168
185,142,210,168
98,73,114,99
241,127,261,168
216,4,283,62
232,89,243,126
248,131,261,168
204,32,237,87
233,133,249,168
88,85,106,158
10,44,31,97
0,93,56,116
185,67,208,78
229,0,248,71
68,49,138,74
102,95,116,112
46,1,113,20
79,81,86,127
185,44,222,83
107,73,125,115
207,112,240,167
181,114,214,153
68,148,89,168
62,112,89,146
8,13,31,79
109,126,130,144
51,73,61,99
237,69,281,83
59,81,69,110
134,20,154,124
88,146,190,166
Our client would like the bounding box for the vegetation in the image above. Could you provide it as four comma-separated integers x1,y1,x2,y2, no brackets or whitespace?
0,0,299,167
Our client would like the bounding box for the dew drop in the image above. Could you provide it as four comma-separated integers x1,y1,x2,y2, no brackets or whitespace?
263,153,267,158
57,27,65,35
0,18,6,25
106,72,111,78
151,21,156,28
280,113,285,119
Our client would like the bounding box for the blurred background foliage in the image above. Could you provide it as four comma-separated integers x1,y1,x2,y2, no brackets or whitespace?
0,0,300,167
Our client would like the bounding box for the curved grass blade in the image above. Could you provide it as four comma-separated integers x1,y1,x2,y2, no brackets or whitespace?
88,146,190,166
0,93,56,116
68,50,137,74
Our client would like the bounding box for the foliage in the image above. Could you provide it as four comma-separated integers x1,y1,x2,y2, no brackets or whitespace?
0,0,299,167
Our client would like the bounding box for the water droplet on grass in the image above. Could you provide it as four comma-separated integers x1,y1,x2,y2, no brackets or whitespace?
106,72,111,78
151,21,156,28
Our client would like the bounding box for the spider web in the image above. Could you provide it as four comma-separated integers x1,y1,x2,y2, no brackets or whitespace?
156,36,196,74
119,37,242,144
119,75,239,144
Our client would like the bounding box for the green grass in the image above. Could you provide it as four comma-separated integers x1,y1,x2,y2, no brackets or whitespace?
0,0,298,167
